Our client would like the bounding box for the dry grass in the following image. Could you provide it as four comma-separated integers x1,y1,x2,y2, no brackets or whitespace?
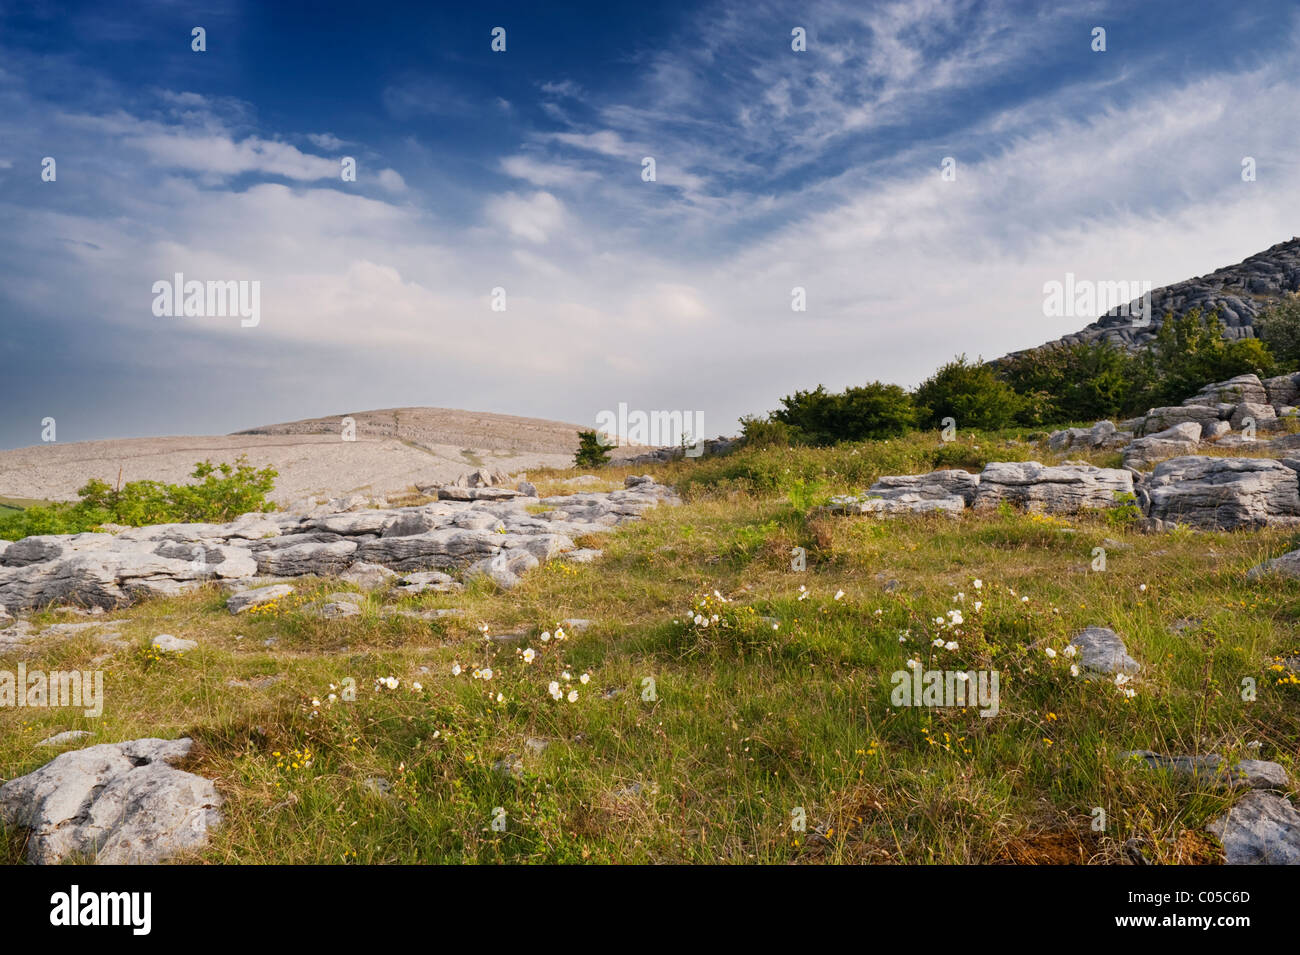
2,432,1298,863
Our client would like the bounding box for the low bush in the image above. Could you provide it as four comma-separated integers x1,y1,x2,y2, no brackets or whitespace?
0,457,278,541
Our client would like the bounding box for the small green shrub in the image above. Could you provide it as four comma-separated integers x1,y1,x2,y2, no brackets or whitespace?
1253,292,1300,368
914,355,1024,430
574,430,612,468
1105,491,1144,526
764,382,915,446
0,457,278,541
785,477,827,513
738,415,798,449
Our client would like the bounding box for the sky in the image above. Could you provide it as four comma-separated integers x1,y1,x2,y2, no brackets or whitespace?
2,0,1300,449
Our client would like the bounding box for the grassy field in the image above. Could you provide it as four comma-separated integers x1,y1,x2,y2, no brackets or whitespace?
2,431,1298,864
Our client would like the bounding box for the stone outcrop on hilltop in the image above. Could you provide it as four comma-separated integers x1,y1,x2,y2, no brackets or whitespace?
0,477,677,612
1011,237,1300,355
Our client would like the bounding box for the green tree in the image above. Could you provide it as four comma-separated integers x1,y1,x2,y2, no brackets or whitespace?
1252,292,1300,368
574,430,612,468
997,340,1135,424
1129,309,1275,410
913,355,1024,430
738,415,797,448
770,382,915,446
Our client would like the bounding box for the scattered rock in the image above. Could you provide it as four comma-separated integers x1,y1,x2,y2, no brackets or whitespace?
395,570,463,594
1141,404,1225,434
1122,751,1288,790
560,548,603,564
972,462,1133,514
228,583,295,614
1208,792,1300,865
36,730,94,747
1185,373,1269,408
493,754,524,779
326,494,370,512
1122,422,1201,468
1145,456,1300,530
1203,419,1232,440
1069,626,1140,675
338,561,398,590
303,598,363,619
0,737,222,864
151,633,197,653
465,549,539,590
1047,420,1132,453
0,480,677,610
1247,548,1300,579
1263,372,1300,407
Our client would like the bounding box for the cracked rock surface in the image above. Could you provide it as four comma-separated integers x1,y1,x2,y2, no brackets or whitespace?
0,737,222,864
0,477,677,611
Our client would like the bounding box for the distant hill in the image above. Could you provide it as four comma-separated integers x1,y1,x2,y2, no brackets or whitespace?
234,406,614,456
0,408,649,505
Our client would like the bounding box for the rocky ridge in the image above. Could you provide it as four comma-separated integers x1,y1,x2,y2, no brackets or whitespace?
0,476,677,612
1011,237,1300,355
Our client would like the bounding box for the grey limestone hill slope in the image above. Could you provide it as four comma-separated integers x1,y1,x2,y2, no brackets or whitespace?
1011,236,1300,357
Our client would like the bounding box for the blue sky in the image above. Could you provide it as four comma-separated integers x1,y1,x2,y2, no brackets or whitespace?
2,0,1299,449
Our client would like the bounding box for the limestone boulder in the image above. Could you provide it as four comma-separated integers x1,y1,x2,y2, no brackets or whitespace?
1145,456,1300,530
1183,373,1268,408
1047,420,1131,453
0,737,222,864
1122,422,1201,468
1069,626,1140,675
1141,404,1225,434
971,462,1133,513
1208,792,1300,865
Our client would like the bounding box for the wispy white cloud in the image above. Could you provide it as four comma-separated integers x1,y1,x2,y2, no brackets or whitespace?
306,132,348,151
